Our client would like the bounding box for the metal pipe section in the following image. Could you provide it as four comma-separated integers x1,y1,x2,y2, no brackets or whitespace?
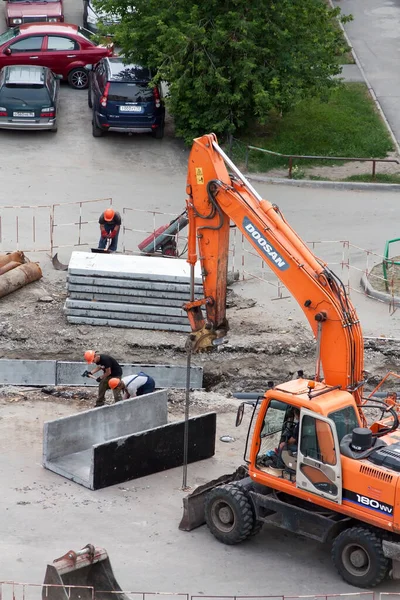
212,141,263,202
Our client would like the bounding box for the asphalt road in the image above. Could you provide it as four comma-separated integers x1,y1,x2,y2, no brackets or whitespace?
333,0,400,144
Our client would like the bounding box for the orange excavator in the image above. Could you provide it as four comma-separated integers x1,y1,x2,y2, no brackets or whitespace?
180,133,400,588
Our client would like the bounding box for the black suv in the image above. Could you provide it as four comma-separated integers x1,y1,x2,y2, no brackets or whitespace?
88,57,165,138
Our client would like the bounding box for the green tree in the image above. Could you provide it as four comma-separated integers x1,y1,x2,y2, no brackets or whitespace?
96,0,351,143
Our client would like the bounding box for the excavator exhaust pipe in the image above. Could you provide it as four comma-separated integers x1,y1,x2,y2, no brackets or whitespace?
43,545,130,600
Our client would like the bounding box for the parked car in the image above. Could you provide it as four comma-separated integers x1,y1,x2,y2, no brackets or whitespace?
88,57,165,138
83,0,119,33
0,23,113,89
5,0,64,28
0,64,59,131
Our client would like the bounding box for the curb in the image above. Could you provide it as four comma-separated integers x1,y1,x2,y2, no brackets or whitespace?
329,0,400,156
244,174,400,192
360,273,400,307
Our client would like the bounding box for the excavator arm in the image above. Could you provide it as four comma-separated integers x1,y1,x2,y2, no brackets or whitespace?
184,134,364,404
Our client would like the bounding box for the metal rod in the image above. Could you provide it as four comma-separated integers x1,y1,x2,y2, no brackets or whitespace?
212,141,262,201
372,160,376,180
182,264,195,490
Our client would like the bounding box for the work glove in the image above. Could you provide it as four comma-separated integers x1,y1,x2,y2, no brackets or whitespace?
101,230,108,238
109,230,117,239
96,377,102,383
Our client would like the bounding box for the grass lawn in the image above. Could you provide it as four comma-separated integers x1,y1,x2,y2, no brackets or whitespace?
344,173,400,184
231,83,394,172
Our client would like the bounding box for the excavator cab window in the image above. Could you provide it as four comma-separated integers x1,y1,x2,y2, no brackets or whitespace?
328,404,359,443
256,401,300,470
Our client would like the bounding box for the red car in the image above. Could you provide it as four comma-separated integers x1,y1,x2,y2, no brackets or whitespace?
5,0,64,28
0,23,112,89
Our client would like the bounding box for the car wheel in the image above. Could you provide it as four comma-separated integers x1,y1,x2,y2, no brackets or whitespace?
88,85,93,108
68,68,89,90
151,124,164,139
50,125,58,133
92,113,104,137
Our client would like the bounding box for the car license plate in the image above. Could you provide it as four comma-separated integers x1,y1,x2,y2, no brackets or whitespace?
13,111,35,117
119,105,142,113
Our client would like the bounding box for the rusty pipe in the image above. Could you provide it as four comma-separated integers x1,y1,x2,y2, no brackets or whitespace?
0,261,22,275
0,262,42,298
0,251,25,268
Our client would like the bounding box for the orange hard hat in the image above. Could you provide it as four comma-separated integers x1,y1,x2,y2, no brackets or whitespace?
109,378,121,389
104,208,115,222
84,350,96,363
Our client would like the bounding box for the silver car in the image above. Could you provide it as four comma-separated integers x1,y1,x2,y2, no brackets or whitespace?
0,65,59,131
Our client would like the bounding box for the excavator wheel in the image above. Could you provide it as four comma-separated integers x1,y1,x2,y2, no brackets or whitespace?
332,527,390,587
205,484,255,544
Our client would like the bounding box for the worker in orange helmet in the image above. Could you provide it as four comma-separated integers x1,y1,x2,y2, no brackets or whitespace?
98,207,121,252
84,350,123,407
109,372,156,399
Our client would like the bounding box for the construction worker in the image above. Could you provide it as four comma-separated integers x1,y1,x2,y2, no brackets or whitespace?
108,372,156,399
98,208,121,252
84,350,123,407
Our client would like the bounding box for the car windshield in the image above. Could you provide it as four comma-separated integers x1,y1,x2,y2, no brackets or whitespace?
108,82,153,103
0,29,18,45
0,84,50,106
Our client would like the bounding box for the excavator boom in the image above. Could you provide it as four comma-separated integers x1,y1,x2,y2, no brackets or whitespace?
185,134,364,403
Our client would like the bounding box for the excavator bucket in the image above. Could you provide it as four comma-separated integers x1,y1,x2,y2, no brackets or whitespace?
179,466,248,531
42,545,129,600
51,253,68,271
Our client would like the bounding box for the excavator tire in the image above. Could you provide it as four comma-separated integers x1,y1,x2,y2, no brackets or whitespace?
205,484,254,545
332,527,390,587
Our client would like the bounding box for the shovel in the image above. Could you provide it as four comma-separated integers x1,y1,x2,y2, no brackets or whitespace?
91,238,112,254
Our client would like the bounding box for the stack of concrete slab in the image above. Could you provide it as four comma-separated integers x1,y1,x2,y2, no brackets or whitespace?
64,252,203,332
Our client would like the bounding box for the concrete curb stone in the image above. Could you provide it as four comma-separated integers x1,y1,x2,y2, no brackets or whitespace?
361,273,400,308
245,174,400,192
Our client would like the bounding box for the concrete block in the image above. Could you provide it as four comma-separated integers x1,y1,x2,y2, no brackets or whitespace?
65,298,187,318
43,390,168,488
68,252,202,284
0,359,56,386
64,306,189,325
92,412,217,489
69,290,189,308
67,275,203,295
56,361,203,389
66,315,191,332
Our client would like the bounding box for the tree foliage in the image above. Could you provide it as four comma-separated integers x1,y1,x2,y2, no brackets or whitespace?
96,0,351,143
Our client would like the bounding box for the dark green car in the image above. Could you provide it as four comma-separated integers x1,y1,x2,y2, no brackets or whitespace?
0,65,59,132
